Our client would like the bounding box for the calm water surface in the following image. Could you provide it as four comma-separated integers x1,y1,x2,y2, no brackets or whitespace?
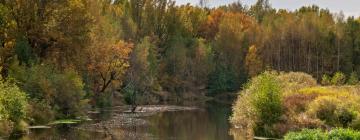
15,101,235,140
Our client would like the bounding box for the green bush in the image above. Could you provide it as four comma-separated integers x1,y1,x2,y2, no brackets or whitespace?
27,100,54,125
208,65,240,95
307,96,340,126
328,128,360,139
0,75,28,134
251,72,282,126
300,85,360,129
51,69,88,118
14,37,34,65
336,107,356,128
284,129,327,140
307,95,358,127
285,128,360,140
0,77,28,123
9,63,88,119
123,83,136,105
331,72,346,85
231,71,283,137
347,72,359,85
321,74,332,85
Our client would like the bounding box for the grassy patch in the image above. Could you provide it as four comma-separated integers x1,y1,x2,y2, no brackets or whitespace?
49,119,82,125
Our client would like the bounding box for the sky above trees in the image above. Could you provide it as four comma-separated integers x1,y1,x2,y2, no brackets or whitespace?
175,0,360,17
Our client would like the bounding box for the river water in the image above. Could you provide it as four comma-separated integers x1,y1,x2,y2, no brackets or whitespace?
15,101,235,140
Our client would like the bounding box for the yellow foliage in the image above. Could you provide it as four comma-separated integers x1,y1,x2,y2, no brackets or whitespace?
299,86,352,98
245,45,263,77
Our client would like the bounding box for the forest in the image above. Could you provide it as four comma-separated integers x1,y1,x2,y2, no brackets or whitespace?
0,0,360,139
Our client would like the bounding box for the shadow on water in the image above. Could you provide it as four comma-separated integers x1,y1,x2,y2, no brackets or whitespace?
16,101,245,140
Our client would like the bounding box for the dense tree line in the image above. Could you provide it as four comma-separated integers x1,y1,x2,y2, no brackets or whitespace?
0,0,360,131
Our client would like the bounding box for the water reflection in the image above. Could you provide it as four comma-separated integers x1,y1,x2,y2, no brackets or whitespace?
18,101,239,140
146,102,234,140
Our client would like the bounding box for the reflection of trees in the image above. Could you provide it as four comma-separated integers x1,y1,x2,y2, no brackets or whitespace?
206,101,234,140
148,111,213,140
147,106,234,140
24,104,241,140
23,128,105,140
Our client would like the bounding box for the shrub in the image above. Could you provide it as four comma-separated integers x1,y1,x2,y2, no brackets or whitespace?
283,93,318,114
51,69,88,118
231,71,283,137
307,96,340,126
0,77,28,123
284,128,360,140
328,128,360,139
278,72,317,94
0,75,28,134
9,63,88,119
284,129,327,140
232,71,360,138
331,72,346,85
307,96,358,127
26,100,54,125
230,89,256,131
321,74,332,85
208,65,240,95
347,72,359,85
251,72,282,126
0,120,12,136
350,118,360,130
335,107,356,128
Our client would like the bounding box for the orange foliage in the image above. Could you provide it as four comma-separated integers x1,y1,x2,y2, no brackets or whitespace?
245,45,263,77
87,41,133,94
199,9,225,40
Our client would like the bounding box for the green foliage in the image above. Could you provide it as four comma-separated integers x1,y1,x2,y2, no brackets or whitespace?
284,129,327,140
9,63,87,119
307,96,341,126
51,69,88,118
284,128,360,140
307,96,358,128
347,72,359,85
331,72,346,85
123,83,136,105
0,76,27,123
126,36,159,96
328,128,360,139
94,93,113,108
321,74,332,85
49,119,81,125
208,65,239,95
14,37,34,65
252,72,282,124
27,100,54,125
209,12,255,95
231,71,282,137
251,72,282,136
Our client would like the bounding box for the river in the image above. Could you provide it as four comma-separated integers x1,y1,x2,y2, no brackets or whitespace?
14,101,236,140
